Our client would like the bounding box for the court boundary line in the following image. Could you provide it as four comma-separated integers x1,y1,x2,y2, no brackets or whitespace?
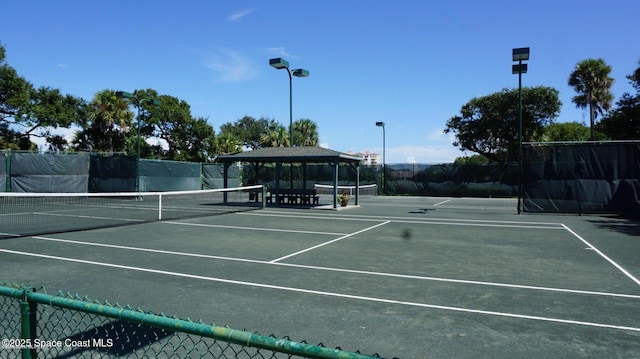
562,223,640,286
1,247,639,333
269,221,391,263
433,199,451,206
21,235,640,300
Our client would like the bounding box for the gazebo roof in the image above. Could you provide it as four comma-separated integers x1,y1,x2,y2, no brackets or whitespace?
216,146,363,164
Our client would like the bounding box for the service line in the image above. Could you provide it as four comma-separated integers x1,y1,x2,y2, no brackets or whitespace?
1,248,639,333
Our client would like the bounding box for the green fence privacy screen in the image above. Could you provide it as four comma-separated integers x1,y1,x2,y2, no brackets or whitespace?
1,152,241,193
203,163,239,189
523,142,640,214
0,284,380,359
139,159,201,192
10,152,90,193
89,154,137,192
0,152,7,192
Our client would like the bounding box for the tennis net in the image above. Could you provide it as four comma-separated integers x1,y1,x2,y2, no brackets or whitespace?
0,185,264,239
313,183,378,197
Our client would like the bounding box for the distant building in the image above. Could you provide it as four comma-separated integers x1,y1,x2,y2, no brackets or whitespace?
347,151,381,166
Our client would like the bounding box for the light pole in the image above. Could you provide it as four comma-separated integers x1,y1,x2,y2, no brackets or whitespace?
375,121,386,195
269,58,309,146
116,91,161,191
512,47,529,214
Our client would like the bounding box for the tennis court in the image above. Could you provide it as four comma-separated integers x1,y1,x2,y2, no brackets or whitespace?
1,192,639,358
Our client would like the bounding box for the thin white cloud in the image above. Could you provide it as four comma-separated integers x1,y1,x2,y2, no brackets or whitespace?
205,49,258,83
266,47,297,59
228,8,256,22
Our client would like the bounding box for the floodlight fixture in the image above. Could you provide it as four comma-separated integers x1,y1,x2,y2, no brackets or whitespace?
512,47,530,61
512,64,528,74
292,68,309,77
269,58,289,70
116,91,132,99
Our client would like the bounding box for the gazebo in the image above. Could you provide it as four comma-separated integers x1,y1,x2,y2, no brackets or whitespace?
216,146,363,209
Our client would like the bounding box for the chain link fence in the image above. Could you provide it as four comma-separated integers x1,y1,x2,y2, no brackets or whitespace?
1,284,382,359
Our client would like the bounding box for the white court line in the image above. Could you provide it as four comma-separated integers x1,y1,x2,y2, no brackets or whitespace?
244,212,564,230
269,221,391,263
433,199,452,206
163,221,346,236
1,248,639,333
562,224,640,287
25,235,640,299
244,210,565,227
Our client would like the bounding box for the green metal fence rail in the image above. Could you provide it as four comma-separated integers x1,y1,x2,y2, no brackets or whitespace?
0,284,381,359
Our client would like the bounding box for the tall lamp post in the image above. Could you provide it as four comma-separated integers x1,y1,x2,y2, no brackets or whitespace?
269,58,309,146
116,91,161,191
512,47,529,214
375,121,386,194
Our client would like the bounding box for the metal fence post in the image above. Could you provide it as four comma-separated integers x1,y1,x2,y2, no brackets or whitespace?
20,288,37,359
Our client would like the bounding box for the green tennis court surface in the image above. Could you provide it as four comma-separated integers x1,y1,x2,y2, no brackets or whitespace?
1,195,639,358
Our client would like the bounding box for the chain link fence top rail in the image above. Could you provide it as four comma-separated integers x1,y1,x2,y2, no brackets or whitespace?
0,284,383,359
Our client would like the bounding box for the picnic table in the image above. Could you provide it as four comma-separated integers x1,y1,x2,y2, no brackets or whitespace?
267,189,319,205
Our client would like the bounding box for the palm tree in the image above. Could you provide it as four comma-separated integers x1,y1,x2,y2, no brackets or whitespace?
215,133,242,155
568,58,614,140
292,118,319,146
89,90,133,152
261,125,290,147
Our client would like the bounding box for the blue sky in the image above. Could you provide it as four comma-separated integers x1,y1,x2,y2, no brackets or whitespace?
3,0,638,163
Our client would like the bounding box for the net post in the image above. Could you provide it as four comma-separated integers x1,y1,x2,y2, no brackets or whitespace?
158,193,163,221
261,185,266,209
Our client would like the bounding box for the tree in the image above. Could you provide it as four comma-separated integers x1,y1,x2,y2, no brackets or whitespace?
292,118,319,146
145,93,196,160
542,122,593,142
8,86,87,151
72,90,133,153
219,116,278,150
1,43,86,150
215,133,242,156
444,86,561,162
0,44,31,125
260,125,289,147
453,154,489,165
597,58,640,140
597,94,640,140
568,58,615,140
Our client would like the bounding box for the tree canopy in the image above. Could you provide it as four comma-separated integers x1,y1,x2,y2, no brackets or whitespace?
1,43,86,150
444,86,562,162
597,59,640,140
